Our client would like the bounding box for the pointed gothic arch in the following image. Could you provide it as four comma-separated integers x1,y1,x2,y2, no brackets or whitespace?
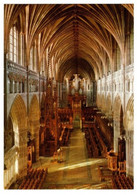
10,95,27,133
29,95,40,122
9,95,27,178
123,94,134,177
123,94,134,131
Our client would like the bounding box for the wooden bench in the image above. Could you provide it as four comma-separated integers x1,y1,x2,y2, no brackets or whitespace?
18,168,48,189
112,174,133,189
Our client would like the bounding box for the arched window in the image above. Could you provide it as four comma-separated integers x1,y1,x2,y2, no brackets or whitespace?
8,26,18,63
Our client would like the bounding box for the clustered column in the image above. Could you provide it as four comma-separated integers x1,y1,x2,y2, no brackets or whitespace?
33,120,40,161
126,130,134,177
17,128,28,178
114,117,120,153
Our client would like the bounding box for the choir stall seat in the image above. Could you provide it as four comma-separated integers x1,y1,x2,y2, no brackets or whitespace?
18,168,48,189
112,174,133,189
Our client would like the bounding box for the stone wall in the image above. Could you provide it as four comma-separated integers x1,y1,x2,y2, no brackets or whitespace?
96,63,134,177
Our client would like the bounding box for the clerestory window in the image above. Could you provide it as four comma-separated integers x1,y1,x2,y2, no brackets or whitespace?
8,26,18,63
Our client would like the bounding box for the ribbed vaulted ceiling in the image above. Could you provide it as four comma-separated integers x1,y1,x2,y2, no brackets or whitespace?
4,4,134,81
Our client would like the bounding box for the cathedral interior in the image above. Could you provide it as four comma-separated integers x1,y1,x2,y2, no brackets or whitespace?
4,4,134,190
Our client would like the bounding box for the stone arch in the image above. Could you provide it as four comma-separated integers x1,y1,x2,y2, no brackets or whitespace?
123,94,134,131
4,116,14,152
29,95,40,162
29,95,40,122
10,95,27,133
123,94,134,177
9,95,27,177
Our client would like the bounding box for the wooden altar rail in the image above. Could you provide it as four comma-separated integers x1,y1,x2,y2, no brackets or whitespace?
112,174,133,189
18,168,48,189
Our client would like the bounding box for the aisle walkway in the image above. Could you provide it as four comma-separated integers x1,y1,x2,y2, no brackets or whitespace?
62,128,92,183
33,128,111,189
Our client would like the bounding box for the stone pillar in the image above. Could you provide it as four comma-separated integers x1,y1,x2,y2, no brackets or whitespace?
4,146,18,189
17,129,27,178
19,33,23,65
114,119,120,152
7,77,10,94
33,120,40,161
83,78,85,95
10,80,13,93
4,53,8,130
93,81,96,106
27,66,29,115
34,44,37,72
126,130,134,177
104,76,107,112
29,83,31,93
57,82,60,107
16,81,19,93
14,81,17,93
24,79,27,93
13,80,15,93
66,78,69,94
